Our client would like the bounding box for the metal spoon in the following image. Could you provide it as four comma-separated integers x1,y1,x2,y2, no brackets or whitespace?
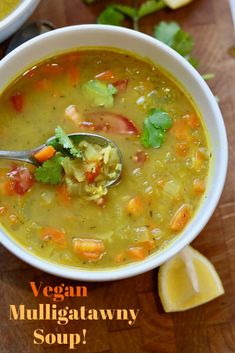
5,20,56,55
0,133,123,188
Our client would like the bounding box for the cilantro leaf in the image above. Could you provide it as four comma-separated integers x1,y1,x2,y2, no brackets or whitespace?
154,21,180,46
97,6,124,26
187,55,199,68
82,79,117,108
138,0,166,19
35,154,65,184
154,21,195,63
148,108,173,129
54,126,82,158
141,108,172,148
112,4,137,19
172,29,194,56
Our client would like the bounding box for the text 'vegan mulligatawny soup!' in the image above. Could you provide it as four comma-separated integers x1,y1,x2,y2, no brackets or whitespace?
0,49,210,268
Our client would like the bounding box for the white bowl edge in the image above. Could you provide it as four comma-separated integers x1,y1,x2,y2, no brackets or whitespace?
0,25,228,281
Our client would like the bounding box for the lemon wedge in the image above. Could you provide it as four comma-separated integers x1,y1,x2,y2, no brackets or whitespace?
158,246,224,312
164,0,194,9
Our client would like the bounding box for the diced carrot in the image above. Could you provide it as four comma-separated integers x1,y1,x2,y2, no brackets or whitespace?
184,113,200,129
114,252,126,264
175,142,189,157
33,146,56,163
196,148,209,160
0,206,7,215
2,180,15,196
73,238,105,261
170,204,191,231
67,64,80,86
65,105,81,125
40,63,64,75
34,78,52,91
170,119,191,141
127,196,144,216
40,227,67,248
10,92,24,113
56,184,71,205
139,240,156,251
193,179,205,194
95,70,115,81
128,246,148,261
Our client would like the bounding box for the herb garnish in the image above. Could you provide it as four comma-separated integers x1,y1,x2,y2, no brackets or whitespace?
82,79,117,108
141,108,172,148
54,126,82,158
35,127,82,185
35,153,65,184
85,1,214,80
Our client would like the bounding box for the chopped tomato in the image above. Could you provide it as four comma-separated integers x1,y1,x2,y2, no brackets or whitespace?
10,92,24,113
133,150,148,164
7,166,34,195
82,112,139,135
85,164,101,184
113,79,129,91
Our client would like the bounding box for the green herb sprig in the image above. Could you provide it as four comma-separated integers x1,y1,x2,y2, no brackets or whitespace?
141,108,172,148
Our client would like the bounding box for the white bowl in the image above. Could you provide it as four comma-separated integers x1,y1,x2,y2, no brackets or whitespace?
0,0,40,43
0,25,228,281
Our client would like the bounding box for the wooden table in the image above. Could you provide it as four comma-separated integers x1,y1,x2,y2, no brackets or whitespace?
1,0,235,352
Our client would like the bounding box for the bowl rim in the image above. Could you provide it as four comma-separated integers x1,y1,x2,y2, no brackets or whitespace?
0,24,228,281
0,0,39,31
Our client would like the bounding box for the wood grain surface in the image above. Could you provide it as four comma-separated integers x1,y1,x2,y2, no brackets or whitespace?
0,0,235,352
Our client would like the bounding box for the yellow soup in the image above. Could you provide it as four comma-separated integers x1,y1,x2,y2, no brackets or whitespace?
0,49,210,268
0,0,20,20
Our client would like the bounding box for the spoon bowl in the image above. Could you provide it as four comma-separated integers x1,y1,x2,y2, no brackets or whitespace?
0,132,123,188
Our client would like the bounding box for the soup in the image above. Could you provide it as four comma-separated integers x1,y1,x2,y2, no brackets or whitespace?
0,49,210,268
0,0,20,20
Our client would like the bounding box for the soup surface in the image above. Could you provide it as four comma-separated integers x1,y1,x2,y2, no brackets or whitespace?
0,49,210,268
0,0,20,20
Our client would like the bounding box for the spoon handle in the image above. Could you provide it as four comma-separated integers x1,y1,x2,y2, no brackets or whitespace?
0,150,34,164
